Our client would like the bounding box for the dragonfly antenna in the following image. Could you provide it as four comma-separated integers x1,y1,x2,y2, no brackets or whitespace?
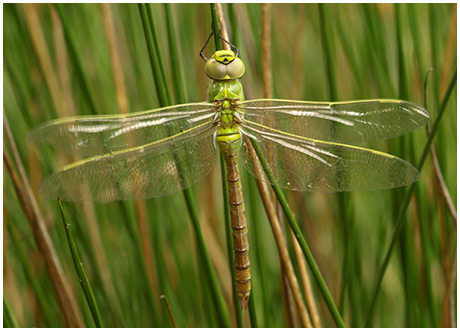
200,31,240,61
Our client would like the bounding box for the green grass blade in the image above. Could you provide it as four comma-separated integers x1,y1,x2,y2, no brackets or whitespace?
146,4,170,102
54,4,98,115
210,4,222,51
6,217,59,327
249,137,346,328
57,199,104,327
364,69,457,327
181,189,230,326
248,288,259,327
137,4,170,106
318,3,338,101
228,4,239,47
164,4,186,105
139,4,230,326
429,3,440,107
3,295,19,328
396,4,408,100
245,175,271,326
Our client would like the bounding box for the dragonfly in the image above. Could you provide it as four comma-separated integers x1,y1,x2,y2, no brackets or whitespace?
29,40,430,310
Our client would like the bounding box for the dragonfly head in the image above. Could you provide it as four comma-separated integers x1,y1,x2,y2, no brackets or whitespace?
205,50,245,81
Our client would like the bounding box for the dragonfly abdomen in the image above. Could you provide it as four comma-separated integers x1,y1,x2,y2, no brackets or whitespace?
217,134,251,310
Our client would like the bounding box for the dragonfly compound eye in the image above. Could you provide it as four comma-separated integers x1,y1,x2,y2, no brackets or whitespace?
205,50,245,80
205,58,227,80
226,57,245,79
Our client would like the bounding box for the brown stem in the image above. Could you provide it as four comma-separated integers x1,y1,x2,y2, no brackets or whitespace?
262,4,273,99
160,295,178,327
22,4,66,116
423,68,456,328
216,3,230,50
245,138,312,327
290,228,322,327
4,114,84,327
100,3,129,115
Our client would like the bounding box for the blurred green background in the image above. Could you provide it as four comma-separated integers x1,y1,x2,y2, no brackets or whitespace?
3,3,457,327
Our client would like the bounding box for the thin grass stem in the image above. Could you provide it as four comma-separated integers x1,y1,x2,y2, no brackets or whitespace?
248,137,346,328
290,228,322,327
160,295,178,327
364,69,457,327
139,4,230,325
57,199,104,327
3,295,19,328
6,216,59,327
3,113,85,328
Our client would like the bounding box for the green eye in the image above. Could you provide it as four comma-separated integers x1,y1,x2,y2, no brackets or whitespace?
205,58,227,80
226,57,245,79
205,56,245,80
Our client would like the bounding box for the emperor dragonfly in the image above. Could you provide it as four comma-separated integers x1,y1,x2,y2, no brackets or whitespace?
29,48,430,309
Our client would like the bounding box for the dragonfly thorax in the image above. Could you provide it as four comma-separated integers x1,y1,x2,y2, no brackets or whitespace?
207,79,244,103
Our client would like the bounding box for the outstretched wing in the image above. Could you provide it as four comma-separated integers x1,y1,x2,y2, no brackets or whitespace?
240,120,419,192
240,99,429,144
40,122,218,202
28,102,215,158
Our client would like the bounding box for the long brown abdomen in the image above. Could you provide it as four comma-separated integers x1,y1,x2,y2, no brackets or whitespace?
219,134,251,310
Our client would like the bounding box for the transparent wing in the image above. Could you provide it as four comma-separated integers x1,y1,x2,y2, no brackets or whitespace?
40,123,218,202
240,99,429,144
240,120,419,192
28,102,215,158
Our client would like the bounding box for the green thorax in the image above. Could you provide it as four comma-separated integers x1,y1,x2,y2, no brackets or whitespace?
208,79,244,154
204,50,246,154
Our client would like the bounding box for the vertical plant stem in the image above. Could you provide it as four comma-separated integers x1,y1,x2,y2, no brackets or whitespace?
182,189,230,326
424,72,457,328
58,199,104,327
138,4,230,326
261,1,291,322
164,3,186,104
54,4,98,115
22,4,66,117
260,3,310,326
145,4,169,95
249,137,346,327
245,139,311,327
3,114,85,328
216,4,230,43
261,4,273,99
227,4,239,47
105,3,160,315
210,4,221,51
429,3,440,107
364,69,457,327
290,228,322,327
160,295,178,327
97,5,136,319
424,70,457,226
318,3,338,101
100,3,129,114
6,216,59,327
138,4,170,106
3,295,19,328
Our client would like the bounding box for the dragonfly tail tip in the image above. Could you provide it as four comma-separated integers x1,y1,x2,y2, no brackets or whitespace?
239,296,250,310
